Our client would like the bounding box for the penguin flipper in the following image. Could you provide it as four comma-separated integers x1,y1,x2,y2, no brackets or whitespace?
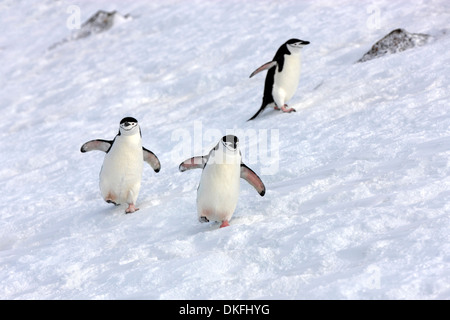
179,156,207,172
80,139,112,153
240,163,266,196
249,61,277,78
143,147,161,172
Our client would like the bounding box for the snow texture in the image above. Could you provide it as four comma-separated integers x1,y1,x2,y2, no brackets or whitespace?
0,0,449,300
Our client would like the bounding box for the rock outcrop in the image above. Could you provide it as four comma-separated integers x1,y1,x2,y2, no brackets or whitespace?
49,10,131,50
358,28,431,62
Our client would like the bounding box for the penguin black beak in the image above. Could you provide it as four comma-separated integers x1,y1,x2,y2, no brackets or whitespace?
300,40,310,45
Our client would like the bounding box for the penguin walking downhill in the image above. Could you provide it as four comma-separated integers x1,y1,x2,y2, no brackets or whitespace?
81,117,161,213
179,135,265,228
248,38,310,121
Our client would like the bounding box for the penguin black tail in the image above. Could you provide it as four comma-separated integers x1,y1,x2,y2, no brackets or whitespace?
247,105,266,121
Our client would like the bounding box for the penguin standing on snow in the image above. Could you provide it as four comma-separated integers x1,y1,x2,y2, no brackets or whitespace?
179,135,265,228
81,117,161,213
248,38,310,121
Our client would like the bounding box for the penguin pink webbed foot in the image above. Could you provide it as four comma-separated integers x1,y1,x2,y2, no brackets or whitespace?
125,204,139,214
281,104,296,113
220,220,230,228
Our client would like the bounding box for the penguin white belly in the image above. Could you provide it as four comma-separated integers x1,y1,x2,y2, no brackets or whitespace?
273,53,301,106
99,137,143,205
197,162,240,223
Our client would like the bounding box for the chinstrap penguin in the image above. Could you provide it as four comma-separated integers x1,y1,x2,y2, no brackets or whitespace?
81,117,161,213
179,135,265,228
248,38,309,121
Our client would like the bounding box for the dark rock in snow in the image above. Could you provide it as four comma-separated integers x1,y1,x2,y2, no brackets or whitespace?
49,10,131,50
358,28,431,62
71,10,131,40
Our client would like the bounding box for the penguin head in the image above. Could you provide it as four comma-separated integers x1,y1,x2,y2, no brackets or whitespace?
210,135,240,165
221,135,239,152
286,38,310,53
119,117,140,136
208,134,241,164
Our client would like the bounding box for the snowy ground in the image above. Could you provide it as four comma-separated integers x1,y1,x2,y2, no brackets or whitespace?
1,0,449,299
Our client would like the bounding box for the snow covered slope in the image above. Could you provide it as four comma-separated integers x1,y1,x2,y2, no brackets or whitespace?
0,0,449,299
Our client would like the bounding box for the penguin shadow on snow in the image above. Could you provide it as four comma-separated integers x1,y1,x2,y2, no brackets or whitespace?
225,213,266,227
190,215,265,236
198,213,266,231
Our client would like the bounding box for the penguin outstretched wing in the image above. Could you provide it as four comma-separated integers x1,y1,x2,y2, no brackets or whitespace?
143,147,161,173
179,156,208,172
249,61,277,78
240,163,266,196
81,140,161,173
80,139,113,153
